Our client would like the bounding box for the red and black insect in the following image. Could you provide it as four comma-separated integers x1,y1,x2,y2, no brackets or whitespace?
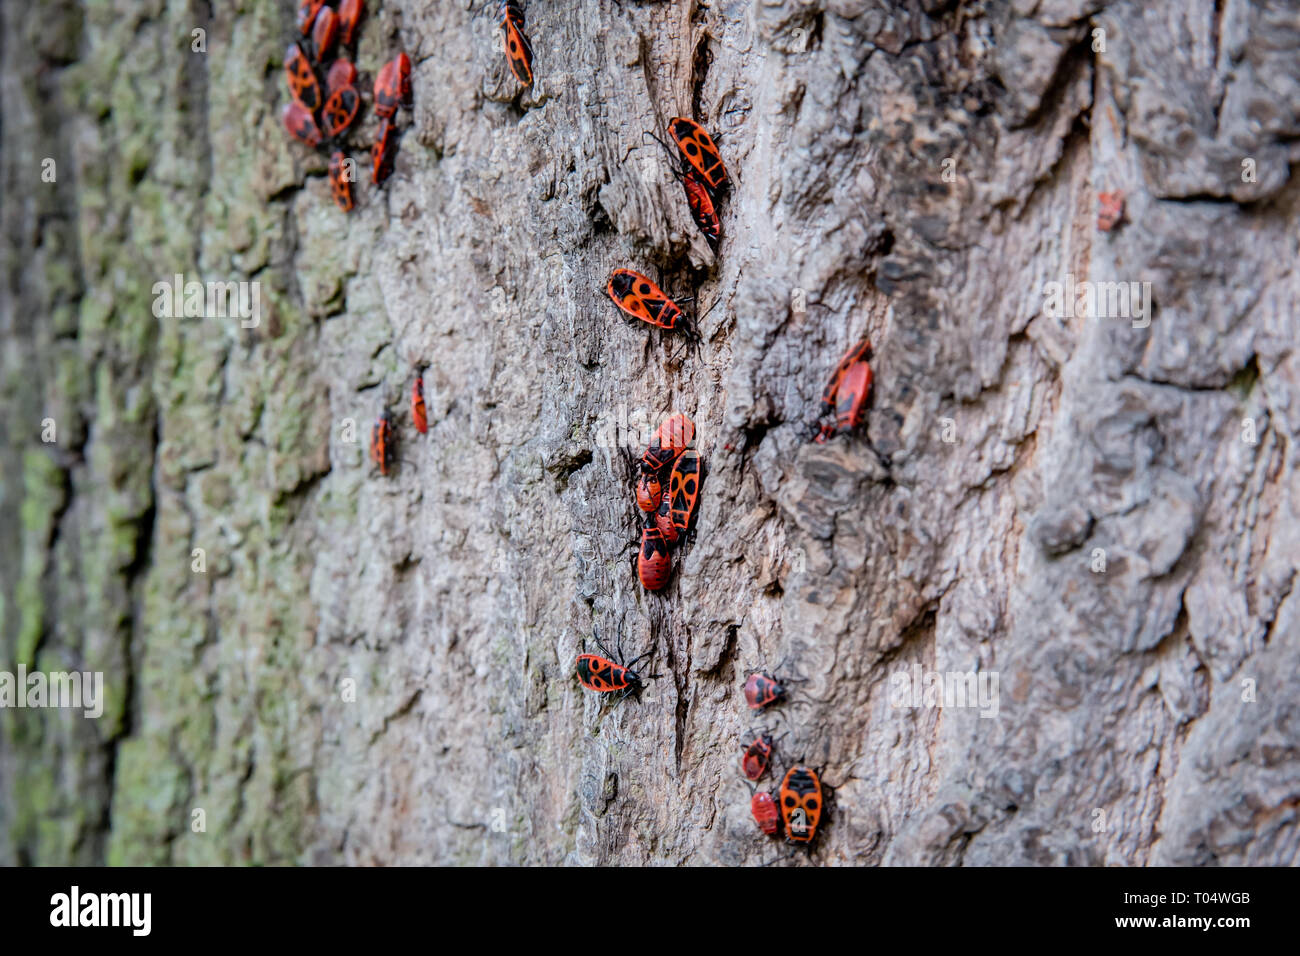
498,0,535,88
644,131,722,251
322,85,361,140
635,471,662,513
668,116,728,197
312,6,339,61
636,522,673,591
606,269,694,336
640,412,694,475
750,789,780,836
667,449,701,533
680,168,720,251
815,359,872,443
285,41,322,112
374,52,412,119
370,409,395,476
338,0,365,48
778,765,824,845
372,118,399,185
1098,190,1125,232
654,497,678,545
327,59,358,96
297,0,325,35
819,338,871,417
412,370,428,434
282,100,322,147
575,628,658,703
744,671,787,710
741,733,775,781
328,151,354,212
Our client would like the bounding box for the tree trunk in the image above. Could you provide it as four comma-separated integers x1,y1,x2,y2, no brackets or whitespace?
2,0,1297,865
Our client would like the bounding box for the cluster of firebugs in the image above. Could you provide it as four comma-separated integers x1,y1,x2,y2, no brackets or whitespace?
284,2,876,855
281,0,414,209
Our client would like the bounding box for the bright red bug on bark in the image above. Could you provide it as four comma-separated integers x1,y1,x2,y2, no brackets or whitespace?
751,790,780,836
637,524,672,591
328,151,354,212
282,100,322,147
297,0,325,35
338,0,365,47
412,372,428,434
312,7,339,61
285,41,322,112
815,360,872,443
374,52,411,119
742,733,775,781
654,497,678,545
327,59,358,96
372,118,398,184
635,471,662,513
744,672,786,710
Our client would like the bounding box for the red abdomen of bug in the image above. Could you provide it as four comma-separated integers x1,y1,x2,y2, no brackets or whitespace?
637,526,673,591
751,791,780,836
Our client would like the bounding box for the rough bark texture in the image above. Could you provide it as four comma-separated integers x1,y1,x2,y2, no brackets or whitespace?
2,0,1298,866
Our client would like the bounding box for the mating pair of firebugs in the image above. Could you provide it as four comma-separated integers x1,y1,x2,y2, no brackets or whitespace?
634,414,701,591
371,52,412,186
646,117,729,252
369,368,428,477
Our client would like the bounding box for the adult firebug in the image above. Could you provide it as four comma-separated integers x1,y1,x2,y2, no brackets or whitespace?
667,449,701,533
411,371,428,434
372,117,398,184
338,0,365,47
636,523,672,591
370,409,395,476
498,0,534,88
328,151,354,212
322,85,361,140
640,413,694,475
374,52,411,119
312,6,339,61
778,765,824,845
285,42,322,112
668,116,728,196
575,628,658,703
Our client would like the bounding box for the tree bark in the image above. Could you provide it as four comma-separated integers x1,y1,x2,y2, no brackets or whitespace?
2,0,1297,865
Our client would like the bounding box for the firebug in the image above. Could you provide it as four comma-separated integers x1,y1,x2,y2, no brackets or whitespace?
328,151,354,212
498,0,535,88
338,0,365,47
285,41,322,112
412,371,428,434
283,100,323,147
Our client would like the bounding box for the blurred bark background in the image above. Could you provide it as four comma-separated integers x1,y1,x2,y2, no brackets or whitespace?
1,0,1297,865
